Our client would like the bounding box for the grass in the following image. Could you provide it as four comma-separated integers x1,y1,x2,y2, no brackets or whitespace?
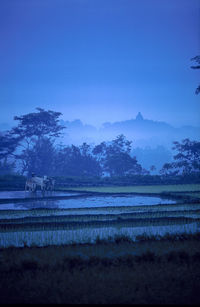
185,192,200,199
1,208,199,226
1,234,200,304
0,215,198,232
59,183,200,194
0,202,200,219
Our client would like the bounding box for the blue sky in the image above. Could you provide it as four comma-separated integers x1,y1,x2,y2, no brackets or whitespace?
0,0,200,128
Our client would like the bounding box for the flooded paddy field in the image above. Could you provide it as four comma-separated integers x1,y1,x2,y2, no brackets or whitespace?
0,190,84,205
0,194,176,209
0,189,199,248
0,190,82,199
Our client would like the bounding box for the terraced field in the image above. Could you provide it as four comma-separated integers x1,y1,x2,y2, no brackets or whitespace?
0,184,199,248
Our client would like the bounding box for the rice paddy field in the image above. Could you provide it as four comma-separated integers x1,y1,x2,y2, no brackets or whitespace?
0,184,200,248
0,183,200,303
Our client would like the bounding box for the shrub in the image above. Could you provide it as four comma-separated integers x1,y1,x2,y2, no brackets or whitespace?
178,251,190,263
114,234,132,244
95,235,113,245
166,251,178,262
192,252,200,262
140,251,156,262
21,260,38,271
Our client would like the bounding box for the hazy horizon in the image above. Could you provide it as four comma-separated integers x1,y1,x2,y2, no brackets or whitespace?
0,0,200,128
1,110,200,131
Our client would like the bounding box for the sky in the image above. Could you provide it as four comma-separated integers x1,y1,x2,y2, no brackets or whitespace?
0,0,200,128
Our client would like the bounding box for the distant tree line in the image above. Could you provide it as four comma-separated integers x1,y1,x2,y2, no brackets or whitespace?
0,108,200,179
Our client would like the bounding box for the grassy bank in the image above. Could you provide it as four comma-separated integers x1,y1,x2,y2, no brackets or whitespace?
1,233,200,304
60,183,200,195
1,174,200,190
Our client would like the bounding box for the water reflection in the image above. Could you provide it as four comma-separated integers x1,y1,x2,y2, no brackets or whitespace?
14,199,59,209
0,195,176,210
0,190,79,199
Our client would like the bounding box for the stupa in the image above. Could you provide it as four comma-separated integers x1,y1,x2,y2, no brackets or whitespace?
135,112,144,121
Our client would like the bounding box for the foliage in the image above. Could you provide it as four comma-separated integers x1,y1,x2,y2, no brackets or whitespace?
54,143,102,177
0,132,20,174
1,109,199,179
133,145,172,174
0,132,21,159
0,160,15,175
10,107,65,140
19,137,57,176
7,108,65,175
160,138,200,176
23,134,145,178
92,134,145,176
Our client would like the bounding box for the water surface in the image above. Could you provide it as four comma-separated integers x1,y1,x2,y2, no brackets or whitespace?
0,195,176,210
0,190,80,199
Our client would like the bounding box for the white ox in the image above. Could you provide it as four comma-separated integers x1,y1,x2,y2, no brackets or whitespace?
45,177,55,191
25,178,37,192
32,175,48,191
25,175,48,192
25,175,55,192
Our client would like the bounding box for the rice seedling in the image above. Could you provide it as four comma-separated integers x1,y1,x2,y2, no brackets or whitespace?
1,219,199,248
63,183,200,194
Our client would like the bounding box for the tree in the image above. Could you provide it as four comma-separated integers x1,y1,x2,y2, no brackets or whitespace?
0,132,21,174
191,56,200,95
10,107,65,140
8,108,65,175
0,132,21,159
160,138,200,175
93,134,143,176
54,143,102,177
104,151,143,176
0,159,15,175
21,137,57,176
133,145,172,174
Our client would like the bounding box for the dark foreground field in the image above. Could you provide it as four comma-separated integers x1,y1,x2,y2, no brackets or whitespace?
0,234,200,304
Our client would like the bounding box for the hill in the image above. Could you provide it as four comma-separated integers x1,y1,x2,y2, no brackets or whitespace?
60,113,200,148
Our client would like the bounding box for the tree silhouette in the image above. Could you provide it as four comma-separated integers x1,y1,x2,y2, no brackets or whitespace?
160,138,200,175
10,108,65,140
93,135,144,176
8,108,65,175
